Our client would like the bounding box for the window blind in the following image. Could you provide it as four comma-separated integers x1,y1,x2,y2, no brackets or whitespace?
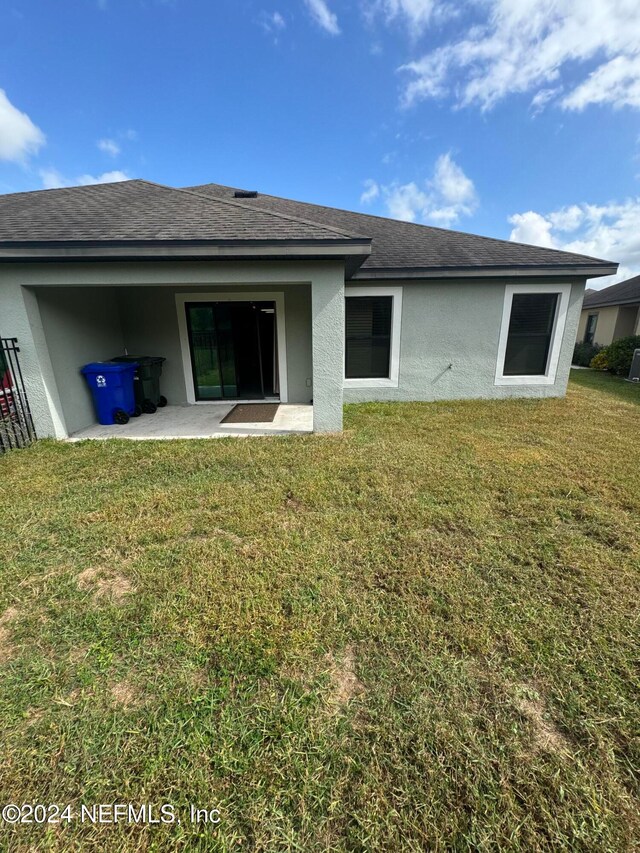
503,292,559,376
345,296,392,379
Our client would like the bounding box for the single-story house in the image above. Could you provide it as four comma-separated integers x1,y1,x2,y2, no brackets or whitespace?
577,274,640,347
0,180,617,437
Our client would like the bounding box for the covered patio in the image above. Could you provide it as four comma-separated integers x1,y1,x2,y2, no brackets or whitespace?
67,402,313,440
5,258,347,438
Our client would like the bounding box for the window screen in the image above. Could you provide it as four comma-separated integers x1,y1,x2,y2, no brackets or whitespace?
503,292,559,376
345,296,392,379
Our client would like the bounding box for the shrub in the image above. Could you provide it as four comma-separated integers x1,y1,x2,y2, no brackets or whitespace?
603,335,640,375
590,348,609,370
573,341,601,367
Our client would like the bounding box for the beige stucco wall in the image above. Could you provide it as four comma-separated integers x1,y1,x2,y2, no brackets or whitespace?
577,303,640,346
577,305,620,347
613,305,640,340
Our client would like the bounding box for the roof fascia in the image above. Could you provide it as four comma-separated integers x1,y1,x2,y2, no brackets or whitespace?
0,240,372,262
351,265,618,281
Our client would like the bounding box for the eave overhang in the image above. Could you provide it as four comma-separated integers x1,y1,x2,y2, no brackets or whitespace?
351,263,618,281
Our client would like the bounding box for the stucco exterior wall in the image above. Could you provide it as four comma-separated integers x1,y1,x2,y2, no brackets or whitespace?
577,305,620,347
311,274,344,431
36,287,126,434
344,278,586,404
0,281,67,438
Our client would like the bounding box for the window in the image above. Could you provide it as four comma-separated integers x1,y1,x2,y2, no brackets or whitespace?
344,287,402,387
346,296,392,379
495,284,571,385
503,292,558,375
584,313,598,345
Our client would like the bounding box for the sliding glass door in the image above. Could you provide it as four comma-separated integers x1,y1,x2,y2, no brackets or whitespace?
186,301,277,401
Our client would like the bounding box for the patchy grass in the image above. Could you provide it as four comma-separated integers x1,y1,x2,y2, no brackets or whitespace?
0,377,638,851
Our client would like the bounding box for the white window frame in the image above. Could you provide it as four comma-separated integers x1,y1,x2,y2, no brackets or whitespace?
343,285,403,389
495,282,572,386
176,291,288,404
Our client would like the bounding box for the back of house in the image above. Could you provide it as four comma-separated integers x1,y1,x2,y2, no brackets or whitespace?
0,179,617,438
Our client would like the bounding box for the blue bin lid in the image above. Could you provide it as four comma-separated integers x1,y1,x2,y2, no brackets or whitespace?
81,361,139,374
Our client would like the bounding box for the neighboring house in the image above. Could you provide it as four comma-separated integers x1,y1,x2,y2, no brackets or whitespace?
577,275,640,347
0,180,617,437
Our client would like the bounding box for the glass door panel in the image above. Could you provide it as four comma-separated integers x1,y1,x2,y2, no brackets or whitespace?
214,304,238,397
187,305,223,400
186,301,277,401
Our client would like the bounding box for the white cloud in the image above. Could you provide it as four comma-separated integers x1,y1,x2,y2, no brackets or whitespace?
366,0,454,37
0,89,45,163
372,153,478,226
39,168,66,190
77,170,129,185
39,168,129,189
548,204,584,232
400,0,640,112
427,152,477,223
530,86,562,115
97,138,121,157
304,0,340,35
509,199,640,287
385,181,429,221
562,54,640,110
508,211,555,248
259,10,286,36
360,179,380,204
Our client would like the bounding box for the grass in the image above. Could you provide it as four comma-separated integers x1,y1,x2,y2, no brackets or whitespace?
569,366,640,405
0,373,638,851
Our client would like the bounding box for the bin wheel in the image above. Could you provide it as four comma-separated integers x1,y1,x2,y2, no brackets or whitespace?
114,409,130,425
133,405,142,418
142,399,157,415
158,395,168,408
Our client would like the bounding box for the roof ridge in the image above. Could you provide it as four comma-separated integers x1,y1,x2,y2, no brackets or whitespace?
161,181,370,241
187,182,613,266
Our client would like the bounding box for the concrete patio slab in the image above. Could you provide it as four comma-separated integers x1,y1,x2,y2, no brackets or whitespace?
68,404,313,441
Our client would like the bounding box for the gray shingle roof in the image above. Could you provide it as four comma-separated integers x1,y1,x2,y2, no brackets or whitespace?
582,274,640,308
0,178,617,277
186,182,617,276
0,179,363,243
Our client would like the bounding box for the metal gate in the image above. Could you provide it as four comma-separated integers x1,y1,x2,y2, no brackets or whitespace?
1,337,37,453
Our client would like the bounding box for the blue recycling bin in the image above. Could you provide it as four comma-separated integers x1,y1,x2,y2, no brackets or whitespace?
81,361,139,425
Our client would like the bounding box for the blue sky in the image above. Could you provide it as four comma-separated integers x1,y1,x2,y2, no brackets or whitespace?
1,0,639,287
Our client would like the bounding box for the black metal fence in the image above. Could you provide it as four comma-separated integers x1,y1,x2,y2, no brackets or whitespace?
1,337,37,453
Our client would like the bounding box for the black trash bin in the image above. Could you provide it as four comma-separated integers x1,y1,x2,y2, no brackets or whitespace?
112,356,167,414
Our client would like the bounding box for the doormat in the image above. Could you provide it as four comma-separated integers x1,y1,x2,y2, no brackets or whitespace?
221,403,280,424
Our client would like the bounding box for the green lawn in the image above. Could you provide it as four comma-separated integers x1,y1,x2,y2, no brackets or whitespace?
0,374,638,851
569,366,640,405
